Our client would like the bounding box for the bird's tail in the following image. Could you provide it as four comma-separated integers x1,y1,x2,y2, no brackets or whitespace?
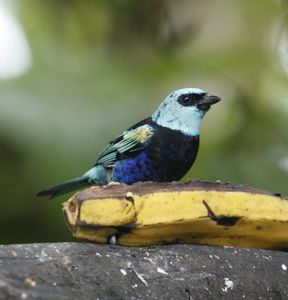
37,176,91,198
37,165,108,199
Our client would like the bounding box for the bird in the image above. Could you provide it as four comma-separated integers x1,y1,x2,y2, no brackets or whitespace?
37,88,220,198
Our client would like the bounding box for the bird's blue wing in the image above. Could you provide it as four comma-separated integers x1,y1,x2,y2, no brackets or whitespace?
95,124,154,167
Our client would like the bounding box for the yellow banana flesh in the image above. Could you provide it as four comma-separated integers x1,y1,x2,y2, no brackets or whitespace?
63,181,288,250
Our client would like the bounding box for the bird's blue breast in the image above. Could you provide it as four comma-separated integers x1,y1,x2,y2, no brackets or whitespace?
111,120,199,185
112,151,161,184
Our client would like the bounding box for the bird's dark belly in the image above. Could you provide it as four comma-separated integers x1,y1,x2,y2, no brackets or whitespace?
112,130,199,184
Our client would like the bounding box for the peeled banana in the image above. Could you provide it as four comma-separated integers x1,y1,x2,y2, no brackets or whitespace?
63,181,288,250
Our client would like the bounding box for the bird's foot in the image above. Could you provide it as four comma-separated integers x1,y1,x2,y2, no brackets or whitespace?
107,181,121,186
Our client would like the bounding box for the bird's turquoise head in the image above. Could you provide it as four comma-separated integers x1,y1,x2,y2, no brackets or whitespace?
152,88,220,136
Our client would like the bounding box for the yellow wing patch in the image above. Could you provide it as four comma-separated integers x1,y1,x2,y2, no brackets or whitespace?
124,125,154,143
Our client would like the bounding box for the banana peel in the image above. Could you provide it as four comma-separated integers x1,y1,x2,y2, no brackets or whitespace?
63,180,288,250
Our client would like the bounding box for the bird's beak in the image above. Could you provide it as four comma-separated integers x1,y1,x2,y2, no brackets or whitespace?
197,94,221,111
202,94,221,105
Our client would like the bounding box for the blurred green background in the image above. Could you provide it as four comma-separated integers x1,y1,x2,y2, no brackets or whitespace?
0,0,287,244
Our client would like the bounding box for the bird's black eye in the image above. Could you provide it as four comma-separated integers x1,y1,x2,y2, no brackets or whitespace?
177,93,206,107
180,96,191,105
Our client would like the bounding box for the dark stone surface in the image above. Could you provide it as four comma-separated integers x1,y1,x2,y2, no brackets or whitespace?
0,243,287,300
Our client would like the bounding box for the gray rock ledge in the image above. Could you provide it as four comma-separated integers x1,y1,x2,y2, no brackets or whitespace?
0,243,287,300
